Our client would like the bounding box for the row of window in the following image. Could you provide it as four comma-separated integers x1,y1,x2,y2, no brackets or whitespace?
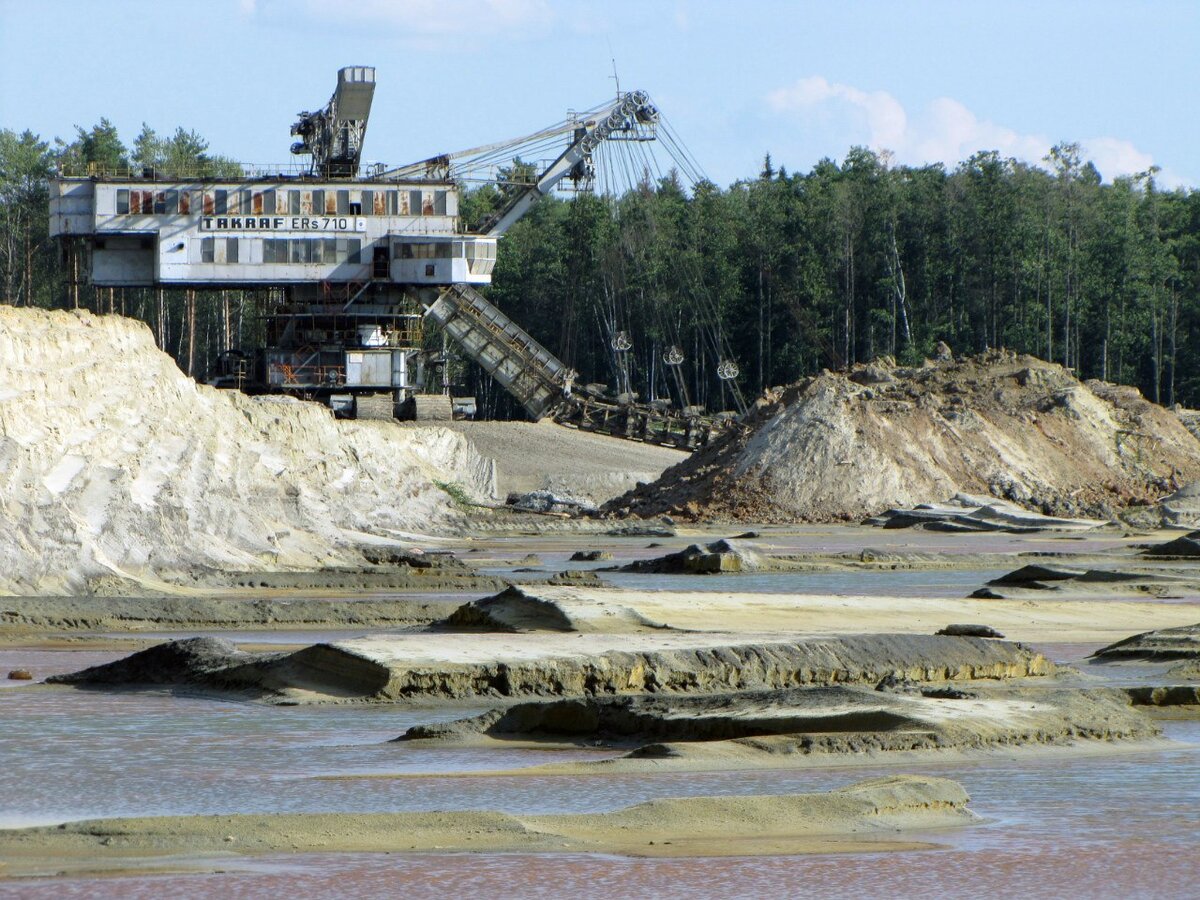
395,240,497,275
195,238,496,274
199,237,363,265
263,238,362,264
117,187,450,217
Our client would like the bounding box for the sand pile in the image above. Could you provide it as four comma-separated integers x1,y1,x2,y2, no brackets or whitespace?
605,349,1200,523
0,308,494,594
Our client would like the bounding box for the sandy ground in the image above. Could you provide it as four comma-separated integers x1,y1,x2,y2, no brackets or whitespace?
0,775,971,876
514,586,1200,644
404,419,686,502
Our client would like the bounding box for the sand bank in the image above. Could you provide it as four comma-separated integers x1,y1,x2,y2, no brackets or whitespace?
48,632,1055,702
0,775,973,876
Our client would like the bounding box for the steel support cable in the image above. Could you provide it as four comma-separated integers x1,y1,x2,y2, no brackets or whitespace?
620,135,746,413
610,139,708,411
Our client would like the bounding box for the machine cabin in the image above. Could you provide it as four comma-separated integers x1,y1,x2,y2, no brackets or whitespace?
49,177,497,289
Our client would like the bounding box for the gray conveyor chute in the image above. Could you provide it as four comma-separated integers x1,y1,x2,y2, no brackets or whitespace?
425,284,573,420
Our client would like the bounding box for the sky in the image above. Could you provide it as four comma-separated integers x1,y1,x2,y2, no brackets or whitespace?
3,0,1197,188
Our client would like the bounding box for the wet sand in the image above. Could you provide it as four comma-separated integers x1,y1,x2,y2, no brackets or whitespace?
0,775,970,877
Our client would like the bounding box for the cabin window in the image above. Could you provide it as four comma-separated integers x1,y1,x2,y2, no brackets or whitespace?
200,237,214,263
432,190,447,215
225,238,239,264
398,242,451,259
465,240,497,275
288,191,301,215
349,190,361,215
347,238,361,264
336,190,349,215
262,190,276,215
263,239,286,263
311,190,324,215
116,189,130,215
214,190,227,215
153,192,166,215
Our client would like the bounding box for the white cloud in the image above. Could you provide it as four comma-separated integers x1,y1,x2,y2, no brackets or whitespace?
767,76,1163,182
1082,136,1156,181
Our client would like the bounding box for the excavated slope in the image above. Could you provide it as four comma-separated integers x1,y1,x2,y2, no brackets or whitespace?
606,350,1200,523
0,308,494,594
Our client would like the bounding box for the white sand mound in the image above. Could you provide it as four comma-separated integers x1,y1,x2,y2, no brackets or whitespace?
0,308,494,594
608,350,1200,522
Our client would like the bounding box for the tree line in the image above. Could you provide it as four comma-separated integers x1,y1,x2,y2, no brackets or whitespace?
2,119,1198,412
0,121,255,380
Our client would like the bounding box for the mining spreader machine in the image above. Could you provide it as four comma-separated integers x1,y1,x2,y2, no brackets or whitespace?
49,67,735,449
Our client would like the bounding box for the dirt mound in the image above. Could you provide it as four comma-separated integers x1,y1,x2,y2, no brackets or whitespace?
619,539,762,573
48,637,392,698
445,586,665,633
0,308,494,594
46,636,251,687
604,350,1200,523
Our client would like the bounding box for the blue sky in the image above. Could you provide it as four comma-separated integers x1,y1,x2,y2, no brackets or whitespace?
4,0,1197,187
